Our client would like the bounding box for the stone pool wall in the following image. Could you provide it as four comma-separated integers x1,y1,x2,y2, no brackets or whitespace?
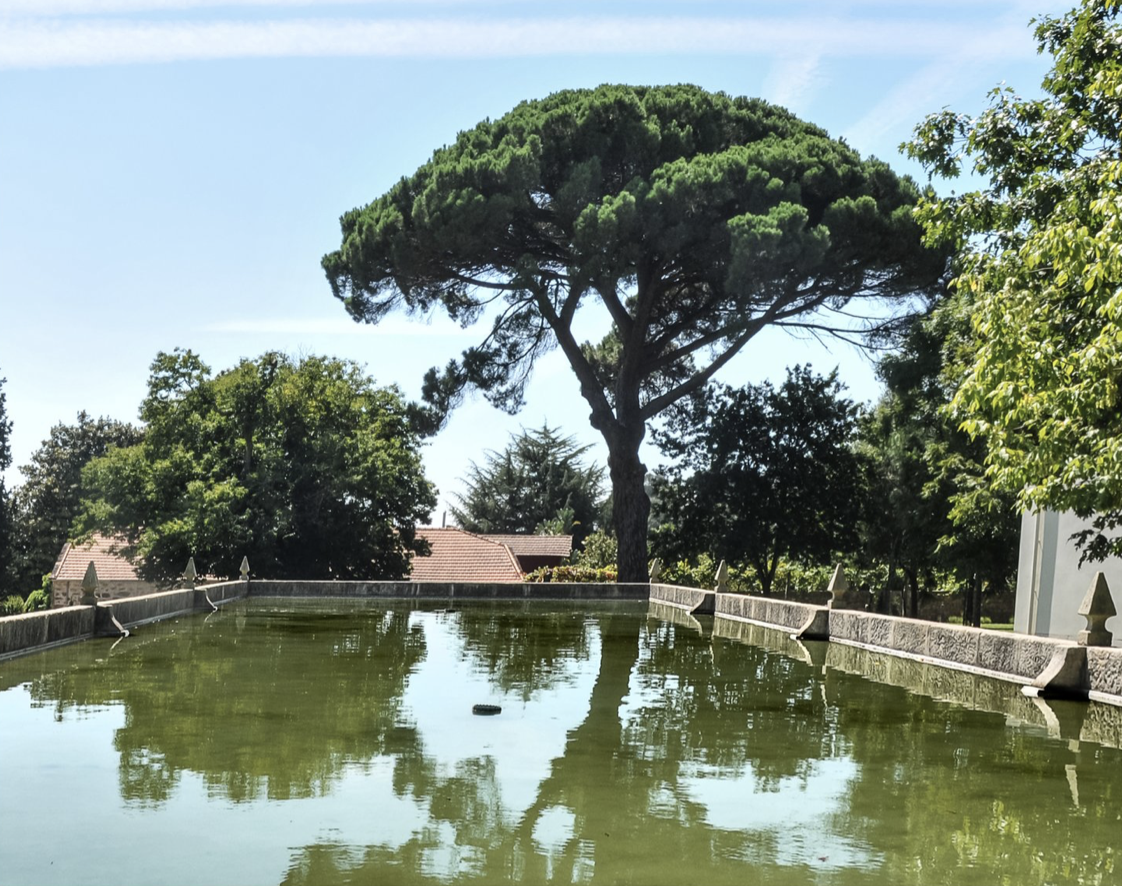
649,583,1122,705
247,580,650,601
0,606,96,659
0,581,250,661
0,579,647,660
4,578,1120,706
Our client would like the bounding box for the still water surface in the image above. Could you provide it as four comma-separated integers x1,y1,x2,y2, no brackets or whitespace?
0,600,1119,885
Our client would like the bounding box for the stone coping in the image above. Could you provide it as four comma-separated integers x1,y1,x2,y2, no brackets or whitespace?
0,580,645,661
648,584,1122,706
3,579,1120,707
247,580,650,600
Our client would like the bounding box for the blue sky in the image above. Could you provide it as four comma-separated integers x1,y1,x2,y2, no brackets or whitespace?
0,0,1068,522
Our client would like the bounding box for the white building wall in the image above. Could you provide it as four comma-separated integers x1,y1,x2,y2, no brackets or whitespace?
1015,510,1122,644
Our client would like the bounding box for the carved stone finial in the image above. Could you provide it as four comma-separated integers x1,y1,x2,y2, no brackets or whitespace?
714,559,729,593
183,557,198,588
1077,571,1117,647
240,556,250,581
827,563,850,608
80,561,99,605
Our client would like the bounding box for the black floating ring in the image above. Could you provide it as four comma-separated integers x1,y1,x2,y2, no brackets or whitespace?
472,704,502,716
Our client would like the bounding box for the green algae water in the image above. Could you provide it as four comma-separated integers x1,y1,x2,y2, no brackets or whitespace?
2,599,1121,886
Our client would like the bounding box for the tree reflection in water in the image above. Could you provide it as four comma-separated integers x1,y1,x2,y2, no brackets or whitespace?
3,599,1121,886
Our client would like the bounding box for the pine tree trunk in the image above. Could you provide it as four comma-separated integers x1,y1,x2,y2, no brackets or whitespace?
607,440,650,584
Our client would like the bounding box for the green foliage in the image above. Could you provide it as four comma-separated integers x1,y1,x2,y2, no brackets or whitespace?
22,588,48,612
524,564,618,584
9,412,143,595
571,528,617,570
857,311,1019,617
905,0,1122,560
76,350,437,581
652,367,865,595
772,560,836,597
946,615,1013,631
2,595,24,616
449,425,604,545
0,374,12,592
324,84,945,581
657,554,726,590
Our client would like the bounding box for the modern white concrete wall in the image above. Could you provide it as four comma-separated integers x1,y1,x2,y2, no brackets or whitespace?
1015,510,1122,644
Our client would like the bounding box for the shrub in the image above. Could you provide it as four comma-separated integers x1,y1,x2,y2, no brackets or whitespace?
525,564,618,584
2,595,26,616
571,530,617,570
23,589,49,612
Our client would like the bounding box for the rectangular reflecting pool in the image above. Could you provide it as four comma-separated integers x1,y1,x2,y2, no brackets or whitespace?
1,599,1120,885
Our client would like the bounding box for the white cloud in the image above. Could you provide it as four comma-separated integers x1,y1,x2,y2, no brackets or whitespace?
0,15,1039,69
0,0,459,12
841,14,1045,153
762,53,824,114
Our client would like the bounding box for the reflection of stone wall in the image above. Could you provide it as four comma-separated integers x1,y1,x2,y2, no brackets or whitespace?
711,615,809,659
823,640,1122,751
647,600,705,634
685,589,1122,705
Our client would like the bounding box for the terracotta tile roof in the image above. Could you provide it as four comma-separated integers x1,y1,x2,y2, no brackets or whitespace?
411,528,524,582
485,534,572,559
51,533,141,582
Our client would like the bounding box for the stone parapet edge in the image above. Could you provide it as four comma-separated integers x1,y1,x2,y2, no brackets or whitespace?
0,580,649,661
3,581,1120,708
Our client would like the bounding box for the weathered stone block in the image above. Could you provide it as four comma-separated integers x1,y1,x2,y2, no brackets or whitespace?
649,584,709,612
45,607,94,644
758,599,794,629
714,592,748,621
1086,647,1122,696
927,625,979,668
977,632,1018,676
893,619,928,656
1013,638,1066,680
830,610,866,644
866,615,895,650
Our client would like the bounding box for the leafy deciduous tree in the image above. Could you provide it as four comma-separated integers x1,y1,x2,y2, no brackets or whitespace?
324,84,946,580
651,366,865,595
860,311,1018,621
0,374,12,592
905,0,1122,560
449,425,604,544
9,411,144,594
77,350,437,581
